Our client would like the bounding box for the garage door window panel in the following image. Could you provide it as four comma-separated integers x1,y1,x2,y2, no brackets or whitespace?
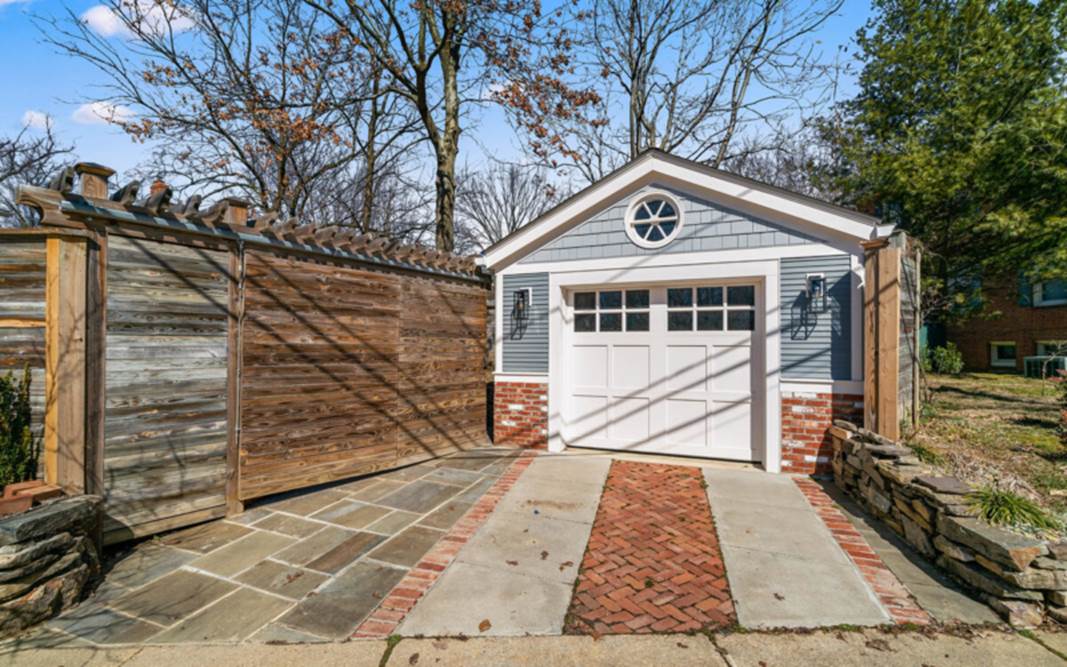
572,289,650,332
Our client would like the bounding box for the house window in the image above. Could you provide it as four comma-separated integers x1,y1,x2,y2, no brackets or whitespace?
1037,341,1067,356
990,341,1017,368
573,289,650,332
624,192,684,249
667,285,756,332
1034,279,1067,307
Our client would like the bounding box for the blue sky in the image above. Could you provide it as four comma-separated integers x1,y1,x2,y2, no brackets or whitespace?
1,1,875,181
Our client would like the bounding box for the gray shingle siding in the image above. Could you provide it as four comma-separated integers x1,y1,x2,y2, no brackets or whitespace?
501,273,549,373
518,184,815,264
780,255,853,380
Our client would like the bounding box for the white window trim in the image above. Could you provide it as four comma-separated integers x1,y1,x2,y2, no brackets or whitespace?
990,341,1017,368
1034,281,1067,307
624,190,684,249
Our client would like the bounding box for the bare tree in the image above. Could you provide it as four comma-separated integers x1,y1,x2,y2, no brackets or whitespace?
454,163,563,253
43,0,418,222
723,119,848,201
307,0,597,252
515,0,843,183
0,125,72,227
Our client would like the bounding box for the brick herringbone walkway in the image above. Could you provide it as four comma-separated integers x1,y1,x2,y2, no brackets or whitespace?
565,461,735,635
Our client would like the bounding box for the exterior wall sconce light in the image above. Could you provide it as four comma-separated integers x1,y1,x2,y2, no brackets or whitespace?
513,288,531,324
806,273,827,312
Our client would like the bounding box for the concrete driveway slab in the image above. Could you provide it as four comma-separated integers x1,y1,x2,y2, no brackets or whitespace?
457,509,589,584
399,561,574,637
723,545,888,627
517,454,612,487
494,476,603,524
703,468,889,628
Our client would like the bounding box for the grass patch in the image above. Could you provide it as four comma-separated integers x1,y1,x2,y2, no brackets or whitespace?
967,486,1061,532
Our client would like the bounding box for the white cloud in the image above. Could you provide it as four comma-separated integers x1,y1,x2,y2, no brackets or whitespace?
0,0,32,6
21,110,53,131
81,2,194,39
72,101,135,126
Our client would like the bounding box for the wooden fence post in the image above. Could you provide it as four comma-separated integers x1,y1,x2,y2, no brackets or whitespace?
863,238,902,440
44,235,88,493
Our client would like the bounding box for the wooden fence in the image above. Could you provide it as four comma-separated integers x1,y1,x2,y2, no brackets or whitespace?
2,163,489,543
863,231,923,440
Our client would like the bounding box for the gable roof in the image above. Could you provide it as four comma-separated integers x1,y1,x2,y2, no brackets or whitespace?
481,149,882,271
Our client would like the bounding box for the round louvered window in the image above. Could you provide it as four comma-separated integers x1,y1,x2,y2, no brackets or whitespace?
624,192,683,248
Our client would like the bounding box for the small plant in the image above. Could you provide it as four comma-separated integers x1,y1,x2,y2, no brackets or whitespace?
908,442,943,465
967,486,1061,532
1053,369,1067,446
0,366,38,488
929,343,965,376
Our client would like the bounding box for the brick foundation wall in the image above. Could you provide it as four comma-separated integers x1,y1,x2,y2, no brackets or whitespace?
781,391,863,475
492,381,548,449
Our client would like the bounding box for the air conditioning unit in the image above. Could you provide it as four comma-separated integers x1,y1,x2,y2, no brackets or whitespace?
1023,355,1067,378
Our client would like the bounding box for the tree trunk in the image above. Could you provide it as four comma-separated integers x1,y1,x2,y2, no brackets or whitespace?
434,147,457,252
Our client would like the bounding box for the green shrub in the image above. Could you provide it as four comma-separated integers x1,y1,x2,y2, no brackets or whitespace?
967,486,1061,532
1054,369,1067,447
0,366,38,488
929,343,965,376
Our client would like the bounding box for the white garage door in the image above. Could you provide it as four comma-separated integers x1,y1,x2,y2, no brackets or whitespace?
563,284,760,461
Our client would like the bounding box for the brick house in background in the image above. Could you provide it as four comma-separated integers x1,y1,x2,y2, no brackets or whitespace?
947,278,1067,371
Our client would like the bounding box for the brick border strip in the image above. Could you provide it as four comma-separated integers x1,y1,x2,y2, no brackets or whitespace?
353,451,538,638
793,477,931,626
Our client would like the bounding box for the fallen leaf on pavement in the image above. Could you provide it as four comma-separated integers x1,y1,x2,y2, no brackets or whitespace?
479,619,492,632
408,653,420,665
540,550,549,560
506,560,518,566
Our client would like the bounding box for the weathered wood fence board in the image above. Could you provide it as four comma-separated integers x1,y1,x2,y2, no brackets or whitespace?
0,239,47,438
1,170,488,543
102,236,231,540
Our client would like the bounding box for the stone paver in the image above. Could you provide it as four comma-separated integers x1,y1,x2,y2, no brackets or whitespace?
35,447,516,647
793,477,930,625
566,460,735,635
112,570,237,626
704,468,890,628
152,589,291,643
277,561,406,639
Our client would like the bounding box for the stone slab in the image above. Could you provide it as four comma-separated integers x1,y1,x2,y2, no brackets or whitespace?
375,481,462,514
100,544,196,590
277,561,406,639
273,527,354,567
399,561,574,637
367,526,445,568
423,468,484,487
456,509,590,584
937,514,1047,571
419,501,474,531
251,513,323,538
152,588,292,643
188,531,295,577
224,508,271,526
454,477,497,504
365,510,420,535
236,560,329,600
112,570,237,626
266,490,350,517
46,607,162,645
158,521,253,553
305,531,385,574
346,479,407,502
310,501,391,529
0,497,100,546
914,475,971,495
248,622,330,644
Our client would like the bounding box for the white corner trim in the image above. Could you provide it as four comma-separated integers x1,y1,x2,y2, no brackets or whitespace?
483,152,879,271
494,373,549,384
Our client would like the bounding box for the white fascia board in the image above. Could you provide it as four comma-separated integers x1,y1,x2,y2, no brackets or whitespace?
483,153,878,271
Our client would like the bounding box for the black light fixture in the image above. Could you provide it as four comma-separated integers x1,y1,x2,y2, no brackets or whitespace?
513,289,530,323
806,273,827,312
